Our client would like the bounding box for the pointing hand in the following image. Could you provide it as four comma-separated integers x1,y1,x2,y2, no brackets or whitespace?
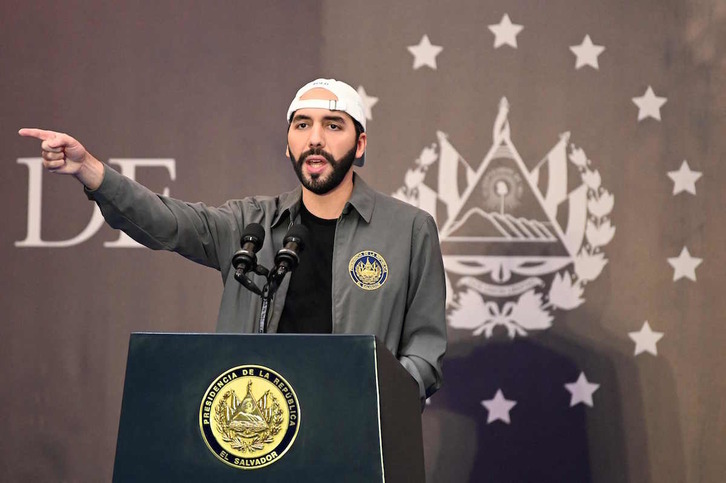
18,128,89,174
18,128,104,189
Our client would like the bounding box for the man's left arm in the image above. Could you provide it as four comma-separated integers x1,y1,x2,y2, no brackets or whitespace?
398,213,448,403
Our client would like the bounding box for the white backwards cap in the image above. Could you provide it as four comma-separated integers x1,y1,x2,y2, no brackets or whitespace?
287,78,367,167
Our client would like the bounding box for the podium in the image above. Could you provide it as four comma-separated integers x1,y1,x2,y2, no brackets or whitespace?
113,333,425,482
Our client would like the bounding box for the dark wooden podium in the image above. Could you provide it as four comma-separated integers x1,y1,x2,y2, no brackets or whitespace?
113,333,425,482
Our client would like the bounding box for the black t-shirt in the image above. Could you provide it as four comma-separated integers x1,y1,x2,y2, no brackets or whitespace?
276,203,336,333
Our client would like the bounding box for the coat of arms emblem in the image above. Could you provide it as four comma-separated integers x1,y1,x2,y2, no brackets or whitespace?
199,365,300,469
349,250,389,290
393,98,615,337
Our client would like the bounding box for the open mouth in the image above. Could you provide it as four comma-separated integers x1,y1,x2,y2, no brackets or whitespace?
304,155,329,173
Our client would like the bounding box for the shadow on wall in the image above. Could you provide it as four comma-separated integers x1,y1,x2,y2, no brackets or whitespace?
422,309,686,483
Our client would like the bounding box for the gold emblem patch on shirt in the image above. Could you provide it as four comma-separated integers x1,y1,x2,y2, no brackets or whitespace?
349,250,388,290
199,365,300,470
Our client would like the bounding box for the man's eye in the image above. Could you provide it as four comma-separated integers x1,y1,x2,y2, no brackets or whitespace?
296,122,308,129
328,124,340,130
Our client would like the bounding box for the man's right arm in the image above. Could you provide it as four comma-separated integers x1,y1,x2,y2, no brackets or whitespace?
18,128,239,270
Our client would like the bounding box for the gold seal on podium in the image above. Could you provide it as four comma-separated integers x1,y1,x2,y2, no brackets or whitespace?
199,365,300,469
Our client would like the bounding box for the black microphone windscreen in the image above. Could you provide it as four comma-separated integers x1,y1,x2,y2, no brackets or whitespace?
241,223,265,249
284,224,310,243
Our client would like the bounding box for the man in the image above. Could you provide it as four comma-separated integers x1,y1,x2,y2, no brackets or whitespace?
19,78,447,402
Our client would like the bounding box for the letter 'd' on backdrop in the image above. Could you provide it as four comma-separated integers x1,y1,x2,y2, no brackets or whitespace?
15,158,176,248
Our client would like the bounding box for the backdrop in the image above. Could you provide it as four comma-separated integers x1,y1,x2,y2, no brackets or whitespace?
2,1,724,481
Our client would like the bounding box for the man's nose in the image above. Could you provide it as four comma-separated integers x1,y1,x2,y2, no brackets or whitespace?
308,124,325,148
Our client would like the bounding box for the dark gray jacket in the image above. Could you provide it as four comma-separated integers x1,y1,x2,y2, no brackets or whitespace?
89,166,447,400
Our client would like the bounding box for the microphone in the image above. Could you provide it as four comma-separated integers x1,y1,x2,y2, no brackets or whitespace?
271,224,309,284
232,223,265,277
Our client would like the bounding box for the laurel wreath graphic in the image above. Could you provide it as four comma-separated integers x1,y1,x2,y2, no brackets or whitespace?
565,145,615,290
392,144,438,205
214,389,284,453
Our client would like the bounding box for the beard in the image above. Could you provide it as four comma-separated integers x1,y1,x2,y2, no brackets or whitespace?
289,144,357,195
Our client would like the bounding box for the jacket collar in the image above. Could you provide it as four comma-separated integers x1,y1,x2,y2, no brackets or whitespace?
272,186,302,228
271,172,375,227
343,173,375,223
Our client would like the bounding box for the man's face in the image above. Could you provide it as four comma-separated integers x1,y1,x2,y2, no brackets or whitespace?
286,97,366,195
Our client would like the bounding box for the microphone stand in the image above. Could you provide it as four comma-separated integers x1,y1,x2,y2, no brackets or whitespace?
258,284,272,334
234,263,287,334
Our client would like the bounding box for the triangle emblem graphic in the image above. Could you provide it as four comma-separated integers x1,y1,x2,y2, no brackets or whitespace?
439,98,573,277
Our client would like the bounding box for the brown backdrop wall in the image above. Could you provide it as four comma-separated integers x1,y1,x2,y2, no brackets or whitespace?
2,1,725,481
2,2,320,481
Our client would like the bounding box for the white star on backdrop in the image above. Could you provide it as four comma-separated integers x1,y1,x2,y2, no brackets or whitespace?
481,389,517,424
569,35,605,70
356,86,378,121
488,14,523,49
667,160,702,195
667,247,703,282
629,321,664,356
407,35,443,70
632,86,667,121
564,372,600,407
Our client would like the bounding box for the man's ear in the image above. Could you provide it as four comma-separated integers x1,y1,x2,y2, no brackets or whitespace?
285,145,290,158
356,132,367,159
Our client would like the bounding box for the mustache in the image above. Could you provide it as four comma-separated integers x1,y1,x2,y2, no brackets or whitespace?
300,147,336,164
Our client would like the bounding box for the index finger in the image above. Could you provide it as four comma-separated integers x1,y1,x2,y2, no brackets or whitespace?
18,128,57,141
